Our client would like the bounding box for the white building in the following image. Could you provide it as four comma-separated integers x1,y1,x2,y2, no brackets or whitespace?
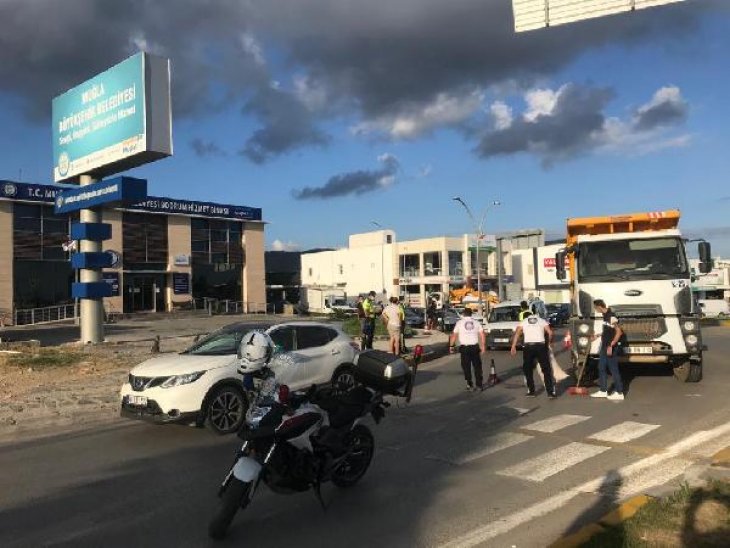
300,230,502,307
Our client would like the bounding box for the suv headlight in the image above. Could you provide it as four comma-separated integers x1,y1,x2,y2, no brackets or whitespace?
160,371,205,389
578,324,591,334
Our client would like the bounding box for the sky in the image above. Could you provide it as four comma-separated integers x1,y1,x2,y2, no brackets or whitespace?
0,0,729,256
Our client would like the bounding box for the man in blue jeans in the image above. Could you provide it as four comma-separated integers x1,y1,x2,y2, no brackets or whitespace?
591,299,625,401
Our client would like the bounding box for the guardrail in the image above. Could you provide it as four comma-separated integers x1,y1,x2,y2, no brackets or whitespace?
191,298,270,315
14,304,78,326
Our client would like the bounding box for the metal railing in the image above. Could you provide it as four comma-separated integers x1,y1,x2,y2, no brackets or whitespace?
14,303,78,326
192,298,269,315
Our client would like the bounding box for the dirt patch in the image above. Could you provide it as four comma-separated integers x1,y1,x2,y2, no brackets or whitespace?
584,480,730,547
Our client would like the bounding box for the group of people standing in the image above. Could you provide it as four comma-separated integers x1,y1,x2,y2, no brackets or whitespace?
356,291,407,355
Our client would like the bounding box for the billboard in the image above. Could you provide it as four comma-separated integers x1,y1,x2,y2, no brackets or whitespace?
535,244,570,287
512,0,685,32
52,52,172,182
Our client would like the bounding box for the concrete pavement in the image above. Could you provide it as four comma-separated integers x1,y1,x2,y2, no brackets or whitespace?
0,327,728,547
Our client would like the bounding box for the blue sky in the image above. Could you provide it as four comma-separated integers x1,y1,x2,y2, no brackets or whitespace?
0,1,728,256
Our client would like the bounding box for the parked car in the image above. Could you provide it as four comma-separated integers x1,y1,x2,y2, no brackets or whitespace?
698,299,730,318
119,321,359,434
404,307,425,329
438,308,460,332
547,303,570,326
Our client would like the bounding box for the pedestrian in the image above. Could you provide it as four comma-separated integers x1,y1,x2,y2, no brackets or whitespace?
590,299,626,401
382,297,404,355
511,310,557,398
398,296,408,353
449,308,486,391
427,299,437,330
518,300,531,321
356,295,367,350
361,291,377,350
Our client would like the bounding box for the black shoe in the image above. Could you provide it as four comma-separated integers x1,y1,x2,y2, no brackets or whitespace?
548,392,558,399
526,391,537,397
465,383,473,392
476,385,485,392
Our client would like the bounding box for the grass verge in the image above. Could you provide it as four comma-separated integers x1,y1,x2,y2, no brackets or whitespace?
583,480,730,547
2,348,87,370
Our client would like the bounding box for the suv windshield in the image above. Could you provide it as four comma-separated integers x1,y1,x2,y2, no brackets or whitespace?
182,324,270,356
578,237,689,283
488,306,521,323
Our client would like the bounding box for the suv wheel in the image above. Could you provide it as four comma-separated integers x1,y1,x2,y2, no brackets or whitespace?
206,385,247,435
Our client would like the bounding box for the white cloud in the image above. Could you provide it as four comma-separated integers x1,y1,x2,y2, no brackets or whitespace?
489,100,513,130
352,90,484,139
523,86,564,122
240,32,266,66
293,74,329,111
270,239,300,251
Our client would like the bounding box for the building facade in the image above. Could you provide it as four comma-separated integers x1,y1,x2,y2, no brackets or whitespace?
300,230,501,307
0,180,266,325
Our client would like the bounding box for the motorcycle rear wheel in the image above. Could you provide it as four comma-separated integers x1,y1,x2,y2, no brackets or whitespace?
332,425,375,488
208,478,250,540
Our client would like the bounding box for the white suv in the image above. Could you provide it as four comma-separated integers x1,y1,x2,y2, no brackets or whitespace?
120,321,359,434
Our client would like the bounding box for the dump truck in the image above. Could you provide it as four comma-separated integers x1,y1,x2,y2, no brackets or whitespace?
554,210,712,383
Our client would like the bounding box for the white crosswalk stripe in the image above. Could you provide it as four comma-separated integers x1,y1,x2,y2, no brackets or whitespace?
453,432,533,465
521,414,591,433
497,442,610,482
588,421,660,443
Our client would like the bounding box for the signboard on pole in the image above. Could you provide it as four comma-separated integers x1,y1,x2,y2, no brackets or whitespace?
512,0,685,33
52,51,172,182
55,177,147,214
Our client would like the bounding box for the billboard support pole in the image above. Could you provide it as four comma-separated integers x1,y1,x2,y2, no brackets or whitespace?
79,174,104,344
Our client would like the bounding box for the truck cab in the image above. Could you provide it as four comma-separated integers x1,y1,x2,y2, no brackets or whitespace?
556,210,712,383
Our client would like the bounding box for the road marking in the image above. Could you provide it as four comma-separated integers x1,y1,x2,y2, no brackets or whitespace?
498,405,531,415
427,432,533,465
439,421,730,548
497,442,610,482
522,414,591,433
588,421,660,443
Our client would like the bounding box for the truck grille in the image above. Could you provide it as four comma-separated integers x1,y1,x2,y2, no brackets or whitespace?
618,318,667,342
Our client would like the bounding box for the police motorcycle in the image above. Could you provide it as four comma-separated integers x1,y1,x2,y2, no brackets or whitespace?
208,331,413,540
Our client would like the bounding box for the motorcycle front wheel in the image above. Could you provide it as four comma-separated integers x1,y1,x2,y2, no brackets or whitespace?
332,424,375,488
208,478,251,540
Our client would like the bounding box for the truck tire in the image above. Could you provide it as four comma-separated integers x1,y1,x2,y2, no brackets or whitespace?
673,361,702,383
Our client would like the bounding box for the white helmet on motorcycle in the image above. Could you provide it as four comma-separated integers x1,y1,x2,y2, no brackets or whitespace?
238,330,274,373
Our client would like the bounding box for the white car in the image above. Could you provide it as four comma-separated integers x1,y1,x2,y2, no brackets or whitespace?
120,321,359,434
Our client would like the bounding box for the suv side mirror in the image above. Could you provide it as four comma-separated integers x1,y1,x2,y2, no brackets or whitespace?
555,251,567,281
698,241,712,274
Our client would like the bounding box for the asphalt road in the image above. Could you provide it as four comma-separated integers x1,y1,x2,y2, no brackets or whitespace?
1,327,729,548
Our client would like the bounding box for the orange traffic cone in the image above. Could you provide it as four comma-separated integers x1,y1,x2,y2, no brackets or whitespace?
487,358,501,386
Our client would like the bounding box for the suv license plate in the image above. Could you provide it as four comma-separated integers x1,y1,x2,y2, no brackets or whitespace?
495,338,509,343
128,395,148,406
626,346,652,355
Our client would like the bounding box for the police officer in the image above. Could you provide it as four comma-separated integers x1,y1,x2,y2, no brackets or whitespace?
518,300,531,321
511,310,556,398
449,308,486,391
361,291,377,350
398,296,408,353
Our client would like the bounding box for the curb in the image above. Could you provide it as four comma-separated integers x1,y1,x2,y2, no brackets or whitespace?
711,446,730,468
549,494,654,548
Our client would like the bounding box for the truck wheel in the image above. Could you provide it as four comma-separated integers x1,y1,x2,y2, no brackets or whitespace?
673,361,702,383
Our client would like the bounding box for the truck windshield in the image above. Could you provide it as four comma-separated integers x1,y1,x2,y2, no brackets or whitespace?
578,237,689,282
488,306,521,323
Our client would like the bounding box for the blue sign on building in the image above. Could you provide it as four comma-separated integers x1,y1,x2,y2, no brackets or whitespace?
1,180,263,221
172,273,190,295
55,177,148,214
103,272,121,297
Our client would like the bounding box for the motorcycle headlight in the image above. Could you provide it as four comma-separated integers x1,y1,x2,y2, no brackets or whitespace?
578,337,589,348
682,320,697,332
160,371,205,388
685,334,699,347
578,324,591,335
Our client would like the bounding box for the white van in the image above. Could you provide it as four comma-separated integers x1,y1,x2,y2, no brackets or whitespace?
698,299,730,318
485,299,547,350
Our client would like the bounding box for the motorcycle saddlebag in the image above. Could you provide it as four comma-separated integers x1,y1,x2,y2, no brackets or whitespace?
354,350,410,395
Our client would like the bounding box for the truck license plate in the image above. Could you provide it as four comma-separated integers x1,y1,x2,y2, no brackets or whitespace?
128,395,148,406
626,346,652,355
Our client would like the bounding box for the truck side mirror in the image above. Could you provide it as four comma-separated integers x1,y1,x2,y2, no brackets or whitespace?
698,241,712,274
555,251,567,281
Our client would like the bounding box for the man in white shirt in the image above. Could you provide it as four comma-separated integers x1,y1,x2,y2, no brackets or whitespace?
511,311,556,398
449,308,486,391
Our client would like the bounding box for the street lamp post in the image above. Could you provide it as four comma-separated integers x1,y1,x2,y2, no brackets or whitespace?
452,197,501,320
371,221,386,297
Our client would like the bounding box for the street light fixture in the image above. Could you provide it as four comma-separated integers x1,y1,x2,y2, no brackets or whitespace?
371,221,386,296
452,197,501,320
